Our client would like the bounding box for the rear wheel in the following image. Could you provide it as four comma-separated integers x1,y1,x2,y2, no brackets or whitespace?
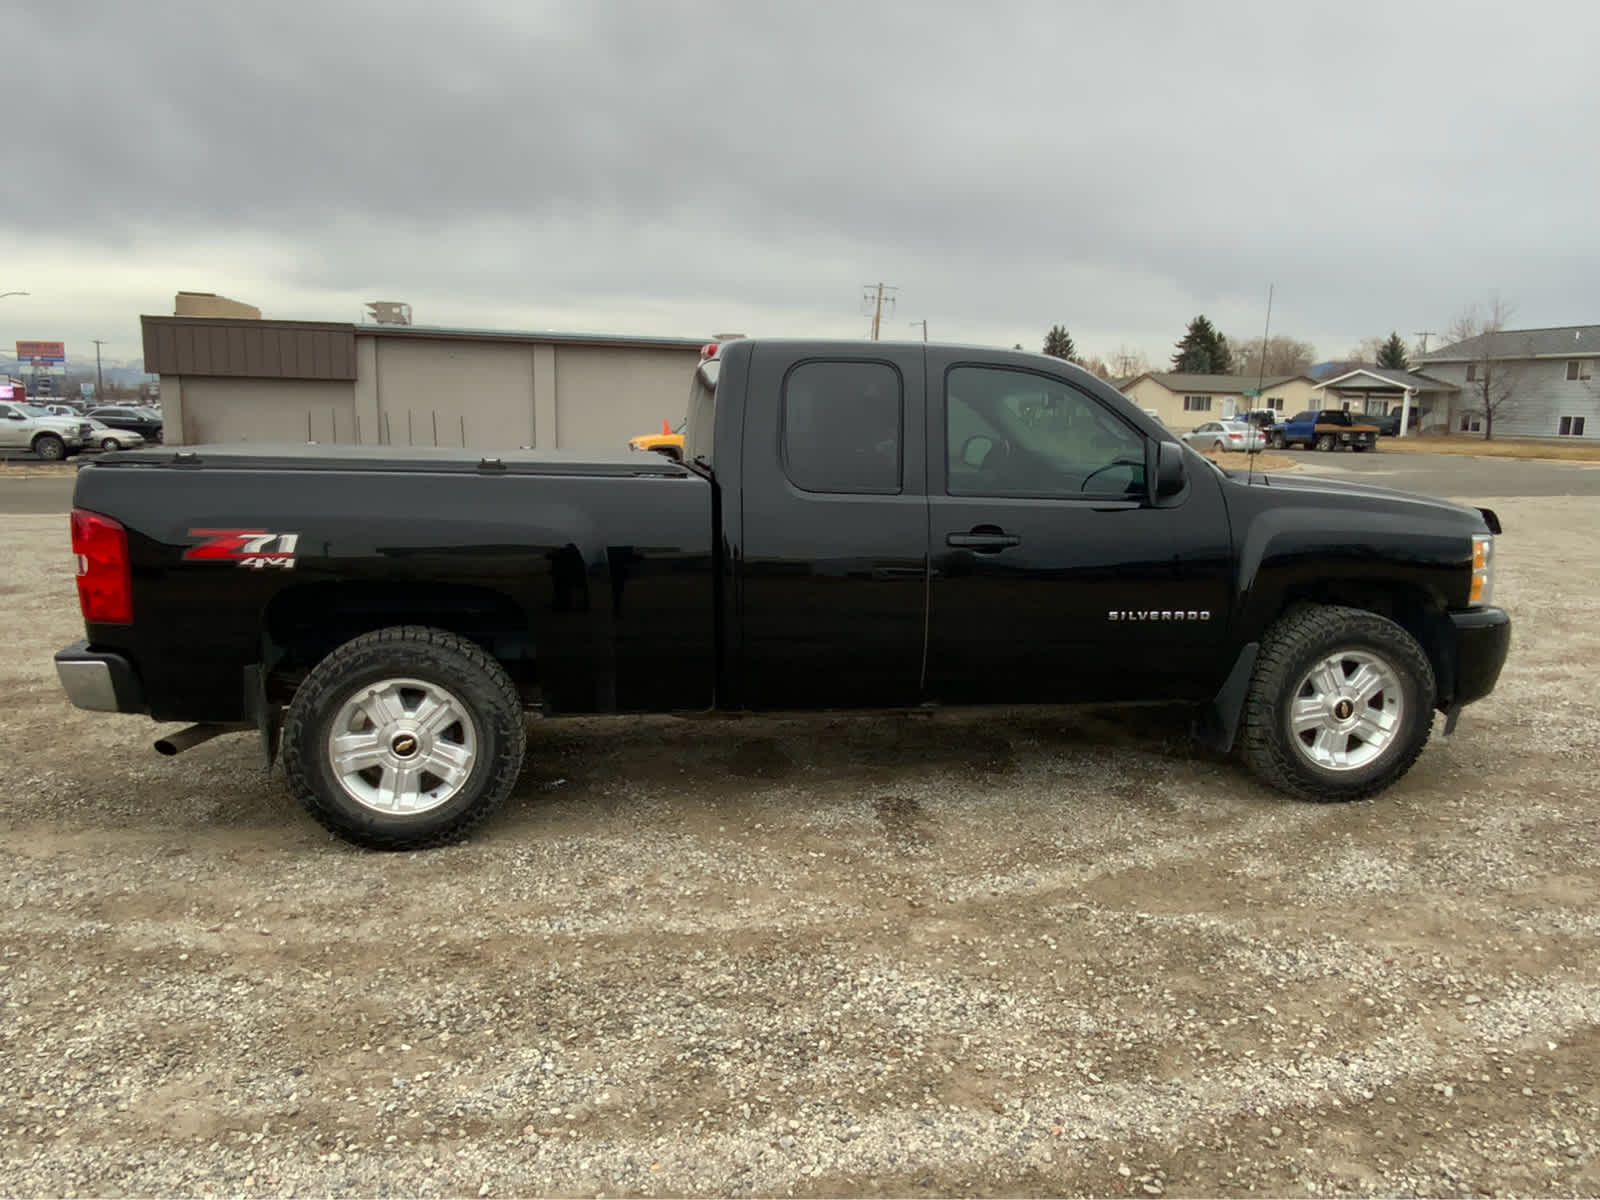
1269,432,1286,450
281,626,526,849
100,437,121,451
32,434,65,461
1240,605,1435,802
1315,433,1337,452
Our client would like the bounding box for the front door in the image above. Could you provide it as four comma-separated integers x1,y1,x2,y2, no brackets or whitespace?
924,356,1233,705
736,343,930,710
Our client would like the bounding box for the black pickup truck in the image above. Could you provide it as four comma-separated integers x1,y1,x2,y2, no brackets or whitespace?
55,339,1510,849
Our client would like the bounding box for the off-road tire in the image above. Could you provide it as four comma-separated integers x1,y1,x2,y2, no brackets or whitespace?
1240,605,1435,803
1315,433,1337,452
32,434,66,461
282,626,526,850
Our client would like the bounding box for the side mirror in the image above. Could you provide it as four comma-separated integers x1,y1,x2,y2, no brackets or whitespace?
1153,440,1186,500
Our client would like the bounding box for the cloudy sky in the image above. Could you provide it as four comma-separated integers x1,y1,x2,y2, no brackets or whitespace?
9,0,1597,368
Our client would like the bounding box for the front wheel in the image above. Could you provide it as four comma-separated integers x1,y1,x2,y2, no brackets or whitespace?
1269,433,1286,450
1240,605,1435,802
32,434,66,461
1315,433,1337,452
281,626,526,849
101,437,121,451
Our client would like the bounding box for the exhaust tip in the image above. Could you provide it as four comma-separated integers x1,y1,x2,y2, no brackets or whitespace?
153,738,180,756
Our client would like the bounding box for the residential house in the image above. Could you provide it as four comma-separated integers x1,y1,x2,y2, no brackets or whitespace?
1313,367,1458,434
1418,324,1599,439
1118,372,1319,430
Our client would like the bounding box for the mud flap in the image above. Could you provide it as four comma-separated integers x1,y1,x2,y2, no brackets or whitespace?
1193,642,1259,753
243,665,284,770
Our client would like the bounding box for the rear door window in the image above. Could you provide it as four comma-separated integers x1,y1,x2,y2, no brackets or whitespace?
781,361,902,494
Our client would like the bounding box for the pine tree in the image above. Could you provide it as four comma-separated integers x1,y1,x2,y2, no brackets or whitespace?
1377,331,1409,370
1172,315,1228,373
1042,324,1076,362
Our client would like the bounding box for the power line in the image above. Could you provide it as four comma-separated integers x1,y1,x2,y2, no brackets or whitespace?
909,319,927,343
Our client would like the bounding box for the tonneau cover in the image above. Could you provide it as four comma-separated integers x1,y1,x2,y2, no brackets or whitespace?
94,442,691,478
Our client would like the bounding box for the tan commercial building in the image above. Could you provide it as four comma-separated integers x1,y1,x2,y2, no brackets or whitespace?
141,314,709,451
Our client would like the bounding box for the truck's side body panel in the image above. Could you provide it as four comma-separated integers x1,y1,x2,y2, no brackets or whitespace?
73,454,715,722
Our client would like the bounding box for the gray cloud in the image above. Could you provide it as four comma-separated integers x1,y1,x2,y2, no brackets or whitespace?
11,0,1599,363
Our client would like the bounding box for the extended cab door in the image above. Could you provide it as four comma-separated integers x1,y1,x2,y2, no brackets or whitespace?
735,343,929,709
923,353,1234,705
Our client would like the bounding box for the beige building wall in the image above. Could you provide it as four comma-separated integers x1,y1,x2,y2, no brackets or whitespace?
1119,378,1205,428
552,345,700,449
370,337,535,449
1265,379,1320,414
179,378,356,444
162,330,704,451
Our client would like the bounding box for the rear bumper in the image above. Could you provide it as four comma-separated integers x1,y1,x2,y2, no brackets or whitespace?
1445,607,1511,708
55,640,147,713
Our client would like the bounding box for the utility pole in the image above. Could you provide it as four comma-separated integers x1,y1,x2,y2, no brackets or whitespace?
93,339,106,405
909,319,927,343
861,282,897,341
1413,330,1436,356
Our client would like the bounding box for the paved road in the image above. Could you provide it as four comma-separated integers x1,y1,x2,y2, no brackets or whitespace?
0,476,74,514
1283,448,1600,499
3,449,1597,515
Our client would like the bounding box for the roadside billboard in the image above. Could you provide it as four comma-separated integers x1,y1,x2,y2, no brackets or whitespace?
16,340,66,365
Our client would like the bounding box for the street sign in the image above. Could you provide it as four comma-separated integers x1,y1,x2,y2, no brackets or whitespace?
16,340,65,364
1243,387,1261,398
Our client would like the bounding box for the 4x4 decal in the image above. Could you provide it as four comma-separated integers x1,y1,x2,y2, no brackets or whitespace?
184,528,300,569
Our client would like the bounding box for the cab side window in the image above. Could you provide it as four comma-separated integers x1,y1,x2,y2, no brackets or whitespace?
781,361,902,494
946,366,1145,499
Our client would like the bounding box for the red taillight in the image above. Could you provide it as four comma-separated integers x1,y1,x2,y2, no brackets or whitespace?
1228,432,1242,440
71,508,132,624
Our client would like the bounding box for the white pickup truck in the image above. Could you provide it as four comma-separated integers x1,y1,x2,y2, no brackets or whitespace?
0,400,92,460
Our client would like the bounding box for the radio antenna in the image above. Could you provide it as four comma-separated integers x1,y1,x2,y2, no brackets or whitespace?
1247,283,1274,486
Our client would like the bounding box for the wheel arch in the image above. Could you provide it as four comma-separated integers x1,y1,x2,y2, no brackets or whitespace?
261,580,537,705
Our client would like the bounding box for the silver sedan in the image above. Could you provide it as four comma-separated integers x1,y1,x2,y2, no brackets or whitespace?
84,418,146,452
1181,419,1267,453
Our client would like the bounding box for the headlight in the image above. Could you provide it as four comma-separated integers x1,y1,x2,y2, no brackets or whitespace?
1469,533,1494,607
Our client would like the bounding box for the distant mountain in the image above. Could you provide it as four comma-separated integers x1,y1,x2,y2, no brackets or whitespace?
1,358,154,385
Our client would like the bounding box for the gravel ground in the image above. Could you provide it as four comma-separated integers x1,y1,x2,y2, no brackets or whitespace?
2,498,1597,1198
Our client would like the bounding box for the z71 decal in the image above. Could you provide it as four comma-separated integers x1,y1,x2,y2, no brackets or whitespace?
184,528,300,569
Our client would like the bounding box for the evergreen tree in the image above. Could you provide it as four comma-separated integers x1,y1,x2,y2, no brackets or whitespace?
1042,324,1076,361
1377,331,1410,370
1172,315,1229,373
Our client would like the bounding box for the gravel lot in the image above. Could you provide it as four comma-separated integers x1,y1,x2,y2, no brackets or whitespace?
2,496,1597,1198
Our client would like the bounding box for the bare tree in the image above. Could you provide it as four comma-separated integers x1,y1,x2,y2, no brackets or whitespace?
1230,334,1316,378
1448,295,1523,440
1343,335,1387,365
1076,355,1114,380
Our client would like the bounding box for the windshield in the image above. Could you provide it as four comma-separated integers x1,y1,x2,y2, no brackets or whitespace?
17,405,54,417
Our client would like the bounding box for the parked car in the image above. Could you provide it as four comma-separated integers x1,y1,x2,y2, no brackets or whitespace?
84,419,146,452
54,338,1509,850
0,401,91,460
1180,420,1267,453
88,406,163,444
1269,410,1380,452
1240,409,1282,430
